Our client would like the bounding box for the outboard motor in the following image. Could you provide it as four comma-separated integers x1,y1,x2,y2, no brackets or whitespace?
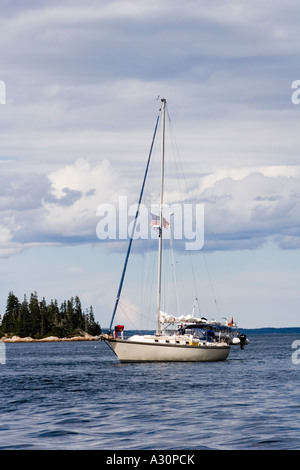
238,334,247,350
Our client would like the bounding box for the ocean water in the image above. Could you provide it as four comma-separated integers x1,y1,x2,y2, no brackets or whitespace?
0,334,299,450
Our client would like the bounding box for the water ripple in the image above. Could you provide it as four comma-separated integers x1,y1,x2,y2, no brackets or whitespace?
0,336,300,449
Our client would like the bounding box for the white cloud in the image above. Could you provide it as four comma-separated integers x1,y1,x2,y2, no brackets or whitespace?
0,225,12,244
196,168,300,250
1,155,299,257
42,158,129,239
0,0,300,330
0,158,131,253
0,224,24,257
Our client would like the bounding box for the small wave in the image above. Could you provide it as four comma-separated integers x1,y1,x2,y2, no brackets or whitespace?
55,417,91,425
33,429,79,438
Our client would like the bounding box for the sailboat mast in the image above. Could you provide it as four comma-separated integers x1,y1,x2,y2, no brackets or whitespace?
156,98,166,335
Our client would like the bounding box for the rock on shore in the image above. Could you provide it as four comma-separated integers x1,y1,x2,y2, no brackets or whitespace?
1,334,100,343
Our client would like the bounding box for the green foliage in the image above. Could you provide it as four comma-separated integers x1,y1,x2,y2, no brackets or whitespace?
0,291,101,339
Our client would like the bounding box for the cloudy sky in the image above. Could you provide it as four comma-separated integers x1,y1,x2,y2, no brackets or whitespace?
0,0,300,329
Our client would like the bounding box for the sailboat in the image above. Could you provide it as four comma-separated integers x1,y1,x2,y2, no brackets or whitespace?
100,98,248,362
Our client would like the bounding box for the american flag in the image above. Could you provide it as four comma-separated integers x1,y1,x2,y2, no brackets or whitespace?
163,217,169,229
150,213,160,227
150,213,169,228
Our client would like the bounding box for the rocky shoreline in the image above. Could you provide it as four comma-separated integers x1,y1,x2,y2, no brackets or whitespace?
0,334,100,343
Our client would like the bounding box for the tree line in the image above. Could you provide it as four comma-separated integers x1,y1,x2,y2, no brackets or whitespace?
0,291,101,339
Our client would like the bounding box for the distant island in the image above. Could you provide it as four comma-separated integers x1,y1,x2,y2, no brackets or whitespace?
240,327,300,335
0,291,101,342
1,291,299,343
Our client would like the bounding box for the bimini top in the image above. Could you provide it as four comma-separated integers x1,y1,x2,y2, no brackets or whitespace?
182,323,232,332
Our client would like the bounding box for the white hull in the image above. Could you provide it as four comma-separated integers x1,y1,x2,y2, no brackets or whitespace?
107,337,230,362
103,100,248,363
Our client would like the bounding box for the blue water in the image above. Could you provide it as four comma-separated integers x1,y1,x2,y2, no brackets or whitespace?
0,334,299,450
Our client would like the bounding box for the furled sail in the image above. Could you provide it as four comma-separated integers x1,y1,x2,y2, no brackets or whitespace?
159,311,209,324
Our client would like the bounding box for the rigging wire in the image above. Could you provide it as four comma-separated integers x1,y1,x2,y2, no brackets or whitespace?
109,111,160,332
140,132,159,329
118,299,156,331
169,213,181,317
201,250,220,316
141,236,157,328
165,106,200,308
112,100,221,331
166,105,220,318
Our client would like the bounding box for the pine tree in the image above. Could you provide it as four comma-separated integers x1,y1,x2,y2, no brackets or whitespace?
29,292,41,338
87,306,101,336
39,297,48,337
1,292,101,338
18,295,31,337
66,297,74,330
0,291,20,334
60,300,67,321
47,299,59,329
74,295,83,329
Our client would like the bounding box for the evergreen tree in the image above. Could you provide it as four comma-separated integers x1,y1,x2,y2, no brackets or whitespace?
74,295,83,329
60,300,67,321
0,291,20,334
66,297,74,329
17,295,31,337
47,299,59,329
0,292,101,338
39,297,48,337
87,306,101,336
84,309,89,332
29,292,41,338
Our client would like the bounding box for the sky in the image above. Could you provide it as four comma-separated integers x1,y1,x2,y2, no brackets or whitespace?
0,0,300,329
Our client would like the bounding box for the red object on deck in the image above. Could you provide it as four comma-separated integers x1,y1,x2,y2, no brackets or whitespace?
114,325,124,338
